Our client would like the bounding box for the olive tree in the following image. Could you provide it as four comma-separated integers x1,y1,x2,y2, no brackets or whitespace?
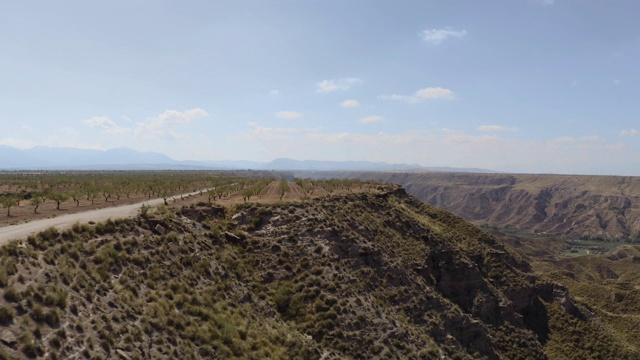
0,195,19,217
30,197,42,214
278,179,289,200
49,192,69,210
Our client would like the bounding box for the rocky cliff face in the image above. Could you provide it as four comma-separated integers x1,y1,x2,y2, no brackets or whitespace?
333,172,640,240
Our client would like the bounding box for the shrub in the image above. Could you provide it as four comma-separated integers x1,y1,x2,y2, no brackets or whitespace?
41,227,60,242
273,282,303,319
44,288,68,309
199,345,215,357
3,285,20,302
49,336,62,349
0,268,8,287
21,341,38,358
31,305,45,323
2,257,18,275
139,204,151,219
0,306,15,325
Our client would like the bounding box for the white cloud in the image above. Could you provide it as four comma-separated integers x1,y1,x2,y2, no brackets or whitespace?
82,109,207,142
316,78,362,93
379,87,455,103
537,0,554,6
419,27,467,45
269,90,281,96
83,116,131,135
134,108,208,140
154,108,206,125
0,138,36,149
477,125,519,132
276,111,302,120
360,116,383,124
620,129,639,136
415,87,455,100
340,99,360,108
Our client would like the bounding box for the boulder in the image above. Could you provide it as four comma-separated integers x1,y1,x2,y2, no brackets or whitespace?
0,330,17,347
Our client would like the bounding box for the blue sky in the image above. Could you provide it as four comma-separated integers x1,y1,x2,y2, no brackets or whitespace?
1,0,639,175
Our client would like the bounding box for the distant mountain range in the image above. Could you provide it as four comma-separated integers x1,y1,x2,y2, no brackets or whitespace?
0,146,493,173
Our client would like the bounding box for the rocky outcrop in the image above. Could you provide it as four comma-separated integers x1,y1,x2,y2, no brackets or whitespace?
536,282,580,316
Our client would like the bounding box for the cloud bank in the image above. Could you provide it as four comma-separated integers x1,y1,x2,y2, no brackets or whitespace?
83,109,208,141
420,27,467,44
379,87,455,103
316,78,362,93
340,100,360,108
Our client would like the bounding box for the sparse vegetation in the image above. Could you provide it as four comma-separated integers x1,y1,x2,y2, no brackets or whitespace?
0,171,258,227
0,177,635,359
278,178,289,200
353,171,640,241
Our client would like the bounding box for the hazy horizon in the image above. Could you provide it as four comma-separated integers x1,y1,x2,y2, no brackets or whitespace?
2,1,640,175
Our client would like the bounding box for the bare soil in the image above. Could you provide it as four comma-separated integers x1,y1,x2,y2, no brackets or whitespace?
0,189,205,244
0,191,171,228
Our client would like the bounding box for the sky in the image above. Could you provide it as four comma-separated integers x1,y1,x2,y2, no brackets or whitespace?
1,0,640,175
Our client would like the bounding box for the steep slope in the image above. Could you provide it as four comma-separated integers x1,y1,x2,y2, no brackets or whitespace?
326,172,640,240
512,240,640,353
0,187,634,359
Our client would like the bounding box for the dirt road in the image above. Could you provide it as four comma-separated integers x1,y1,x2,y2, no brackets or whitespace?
0,190,204,245
0,181,370,245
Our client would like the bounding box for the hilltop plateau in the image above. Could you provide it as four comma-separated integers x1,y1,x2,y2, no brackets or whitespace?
0,184,635,359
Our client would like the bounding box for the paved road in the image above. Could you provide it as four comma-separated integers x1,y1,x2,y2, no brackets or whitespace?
0,189,206,245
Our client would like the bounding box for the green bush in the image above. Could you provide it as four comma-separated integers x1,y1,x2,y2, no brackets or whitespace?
31,304,45,323
0,268,8,288
44,288,68,309
0,306,15,325
273,282,303,319
21,341,38,358
3,285,20,302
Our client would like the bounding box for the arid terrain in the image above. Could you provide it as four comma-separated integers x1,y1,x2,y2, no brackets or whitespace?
314,171,640,241
0,180,637,359
1,172,640,358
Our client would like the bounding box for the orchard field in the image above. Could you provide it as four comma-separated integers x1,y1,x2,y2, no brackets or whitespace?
0,171,382,227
